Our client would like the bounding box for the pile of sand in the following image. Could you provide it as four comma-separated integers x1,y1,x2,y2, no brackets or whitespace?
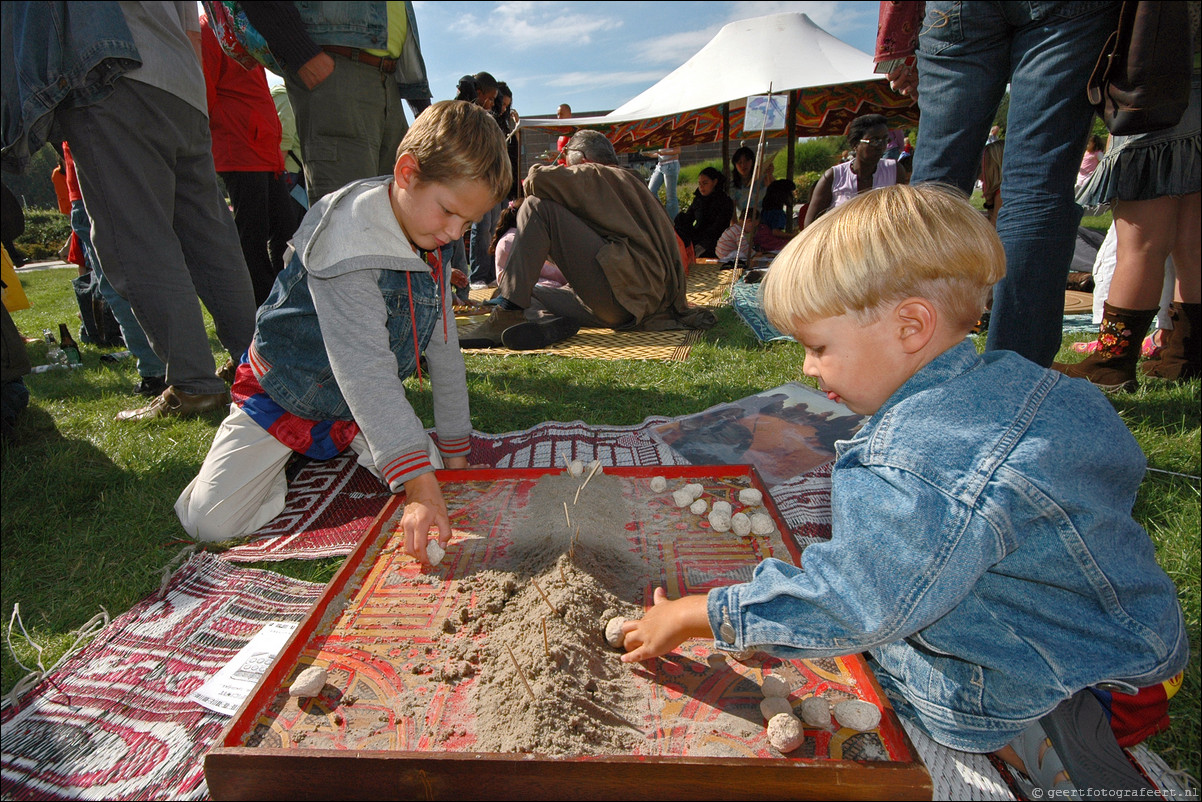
433,472,657,756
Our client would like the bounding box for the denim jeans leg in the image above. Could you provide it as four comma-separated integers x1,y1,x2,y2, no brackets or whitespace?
910,2,1012,195
70,201,165,378
469,200,504,285
648,166,665,203
986,2,1120,366
663,160,680,221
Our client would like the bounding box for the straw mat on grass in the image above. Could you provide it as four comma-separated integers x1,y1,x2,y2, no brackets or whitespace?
457,263,728,361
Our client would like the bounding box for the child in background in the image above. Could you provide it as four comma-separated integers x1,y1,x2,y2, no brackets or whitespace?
621,184,1186,798
490,198,566,289
177,101,511,562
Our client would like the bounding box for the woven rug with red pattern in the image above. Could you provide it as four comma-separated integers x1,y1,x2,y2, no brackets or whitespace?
0,553,323,801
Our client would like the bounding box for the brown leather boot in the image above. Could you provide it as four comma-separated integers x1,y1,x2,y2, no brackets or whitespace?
1053,303,1157,392
116,386,231,422
1142,302,1200,381
456,307,526,348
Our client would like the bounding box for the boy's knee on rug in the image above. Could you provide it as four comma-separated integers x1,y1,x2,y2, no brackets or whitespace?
176,467,289,542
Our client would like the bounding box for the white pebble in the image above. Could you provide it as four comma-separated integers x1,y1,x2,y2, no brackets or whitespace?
766,713,805,752
760,697,793,721
738,488,763,506
731,512,752,536
288,665,327,698
834,700,881,732
425,541,445,566
707,510,731,532
689,498,708,515
760,675,790,698
750,513,775,535
589,459,602,475
799,696,831,728
649,476,667,492
604,616,626,648
568,459,584,477
711,500,732,517
684,482,704,500
673,488,694,508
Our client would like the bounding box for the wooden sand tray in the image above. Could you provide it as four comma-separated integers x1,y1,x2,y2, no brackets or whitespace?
205,466,931,800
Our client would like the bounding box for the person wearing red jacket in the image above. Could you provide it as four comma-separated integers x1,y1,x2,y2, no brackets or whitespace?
201,13,301,306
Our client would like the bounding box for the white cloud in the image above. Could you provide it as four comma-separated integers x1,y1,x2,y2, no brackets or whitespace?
451,1,620,47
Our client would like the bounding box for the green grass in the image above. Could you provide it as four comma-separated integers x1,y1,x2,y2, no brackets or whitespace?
2,267,1197,779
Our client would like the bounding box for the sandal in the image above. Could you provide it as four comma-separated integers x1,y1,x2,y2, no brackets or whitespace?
1008,690,1154,800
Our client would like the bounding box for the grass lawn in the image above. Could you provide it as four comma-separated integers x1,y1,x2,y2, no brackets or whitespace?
2,265,1198,780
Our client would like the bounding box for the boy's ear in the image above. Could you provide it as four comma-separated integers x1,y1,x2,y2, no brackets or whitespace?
394,152,420,190
894,298,938,354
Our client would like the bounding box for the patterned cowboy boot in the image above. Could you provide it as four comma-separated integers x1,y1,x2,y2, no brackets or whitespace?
1142,302,1201,381
1053,302,1158,392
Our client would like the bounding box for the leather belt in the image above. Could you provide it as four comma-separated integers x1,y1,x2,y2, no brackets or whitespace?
321,45,397,74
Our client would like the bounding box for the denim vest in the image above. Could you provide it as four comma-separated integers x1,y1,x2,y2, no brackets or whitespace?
251,251,440,421
292,1,430,100
707,341,1187,751
1,1,141,173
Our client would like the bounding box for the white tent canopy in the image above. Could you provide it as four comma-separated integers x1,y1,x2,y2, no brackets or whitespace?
521,12,888,132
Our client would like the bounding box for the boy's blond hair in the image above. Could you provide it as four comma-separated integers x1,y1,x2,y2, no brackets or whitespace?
763,183,1005,332
397,100,512,201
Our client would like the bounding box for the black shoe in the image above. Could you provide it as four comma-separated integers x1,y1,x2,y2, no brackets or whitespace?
134,376,168,397
500,316,581,350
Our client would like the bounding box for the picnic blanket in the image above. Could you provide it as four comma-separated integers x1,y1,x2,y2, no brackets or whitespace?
731,278,794,343
3,422,1191,801
456,262,728,361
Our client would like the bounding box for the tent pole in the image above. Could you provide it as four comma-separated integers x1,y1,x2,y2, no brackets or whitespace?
786,90,797,230
722,103,731,185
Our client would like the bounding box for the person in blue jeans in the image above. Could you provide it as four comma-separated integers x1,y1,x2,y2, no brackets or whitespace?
883,1,1122,368
619,185,1186,799
647,141,681,221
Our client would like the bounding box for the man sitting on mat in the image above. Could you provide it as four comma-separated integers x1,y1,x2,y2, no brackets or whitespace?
459,130,714,350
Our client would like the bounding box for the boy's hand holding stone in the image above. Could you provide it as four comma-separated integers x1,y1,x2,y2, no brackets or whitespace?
620,588,712,663
401,472,453,565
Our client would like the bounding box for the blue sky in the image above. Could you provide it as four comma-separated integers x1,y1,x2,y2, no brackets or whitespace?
400,2,882,117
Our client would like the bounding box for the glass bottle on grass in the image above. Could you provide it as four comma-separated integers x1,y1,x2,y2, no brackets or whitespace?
58,323,82,366
42,328,64,366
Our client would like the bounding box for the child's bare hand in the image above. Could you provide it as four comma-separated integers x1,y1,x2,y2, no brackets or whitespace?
450,268,469,288
400,472,452,565
620,589,712,663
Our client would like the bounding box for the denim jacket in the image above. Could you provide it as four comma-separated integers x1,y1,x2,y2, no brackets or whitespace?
707,341,1187,752
1,1,141,173
242,1,430,102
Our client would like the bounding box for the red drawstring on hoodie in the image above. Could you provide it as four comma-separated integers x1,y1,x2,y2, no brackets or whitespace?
407,247,447,391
